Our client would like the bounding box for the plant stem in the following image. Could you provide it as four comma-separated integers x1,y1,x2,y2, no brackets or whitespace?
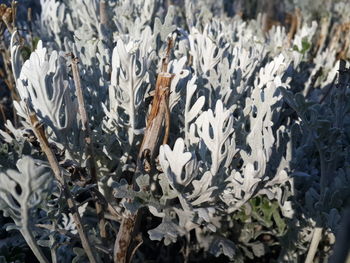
114,38,174,263
22,194,49,263
27,7,34,51
0,33,19,126
50,235,58,263
305,227,323,263
21,227,49,263
71,56,107,241
99,0,108,25
28,109,98,263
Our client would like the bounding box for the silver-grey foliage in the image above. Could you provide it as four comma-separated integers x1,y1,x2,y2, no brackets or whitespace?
0,0,350,262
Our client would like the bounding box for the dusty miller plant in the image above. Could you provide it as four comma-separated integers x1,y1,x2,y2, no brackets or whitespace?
0,0,350,262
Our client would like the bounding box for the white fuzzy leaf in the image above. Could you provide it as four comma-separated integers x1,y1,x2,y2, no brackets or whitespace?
159,138,193,188
197,100,234,175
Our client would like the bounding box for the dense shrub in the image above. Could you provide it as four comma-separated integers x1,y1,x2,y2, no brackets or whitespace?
0,0,349,262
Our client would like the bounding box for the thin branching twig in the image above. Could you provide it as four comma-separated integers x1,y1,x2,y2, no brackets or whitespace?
114,38,174,263
305,227,323,263
0,2,19,127
70,55,108,243
99,0,108,25
27,7,34,51
27,106,98,263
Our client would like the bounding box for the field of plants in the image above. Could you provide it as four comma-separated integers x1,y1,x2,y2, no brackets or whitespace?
0,0,349,262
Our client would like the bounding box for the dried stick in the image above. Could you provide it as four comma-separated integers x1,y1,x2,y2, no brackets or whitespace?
28,109,98,263
286,9,299,46
314,15,330,55
329,24,342,52
99,0,108,25
305,227,323,263
70,56,107,241
11,0,17,31
113,39,174,263
99,0,112,46
0,3,19,127
0,103,7,128
339,24,350,60
27,7,34,51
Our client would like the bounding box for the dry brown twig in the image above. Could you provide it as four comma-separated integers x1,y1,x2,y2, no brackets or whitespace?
286,8,300,47
113,37,175,263
27,7,34,51
0,1,19,126
99,0,108,26
27,105,99,263
69,54,108,243
329,22,350,60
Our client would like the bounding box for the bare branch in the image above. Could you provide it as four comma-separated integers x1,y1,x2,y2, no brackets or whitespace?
27,106,98,263
70,55,108,241
114,38,174,263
